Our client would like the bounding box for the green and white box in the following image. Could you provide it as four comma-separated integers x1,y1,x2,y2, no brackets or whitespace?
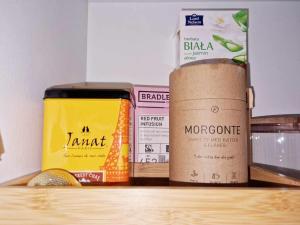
179,9,248,65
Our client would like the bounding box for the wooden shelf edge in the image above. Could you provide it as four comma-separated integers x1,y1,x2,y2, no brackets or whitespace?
0,171,40,186
250,165,300,186
133,162,169,177
0,187,299,225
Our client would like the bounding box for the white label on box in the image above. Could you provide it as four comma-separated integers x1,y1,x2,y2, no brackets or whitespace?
136,115,169,163
179,10,248,65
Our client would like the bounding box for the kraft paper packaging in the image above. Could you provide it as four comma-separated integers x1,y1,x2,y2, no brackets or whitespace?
170,59,248,184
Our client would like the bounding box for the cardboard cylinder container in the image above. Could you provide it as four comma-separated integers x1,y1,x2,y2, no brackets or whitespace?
169,59,249,184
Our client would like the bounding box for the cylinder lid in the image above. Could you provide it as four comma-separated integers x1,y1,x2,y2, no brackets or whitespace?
170,59,247,102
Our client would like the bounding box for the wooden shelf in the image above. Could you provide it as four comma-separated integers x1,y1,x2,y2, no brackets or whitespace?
0,186,299,225
1,165,299,224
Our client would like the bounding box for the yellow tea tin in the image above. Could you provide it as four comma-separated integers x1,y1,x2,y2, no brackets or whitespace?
42,83,131,184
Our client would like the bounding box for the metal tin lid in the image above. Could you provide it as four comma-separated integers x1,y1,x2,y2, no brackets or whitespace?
44,82,132,100
251,115,300,133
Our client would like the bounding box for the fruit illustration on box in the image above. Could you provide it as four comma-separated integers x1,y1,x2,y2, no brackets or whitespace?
233,9,248,32
212,34,243,52
233,53,247,64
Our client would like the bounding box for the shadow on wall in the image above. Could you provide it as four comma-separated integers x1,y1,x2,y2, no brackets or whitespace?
0,130,4,160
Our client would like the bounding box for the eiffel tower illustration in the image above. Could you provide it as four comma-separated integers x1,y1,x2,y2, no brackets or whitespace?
101,99,129,182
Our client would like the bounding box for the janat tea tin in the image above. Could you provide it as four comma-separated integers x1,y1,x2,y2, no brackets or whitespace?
42,83,132,185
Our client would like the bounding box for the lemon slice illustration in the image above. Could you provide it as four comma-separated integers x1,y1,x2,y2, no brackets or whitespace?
27,169,81,187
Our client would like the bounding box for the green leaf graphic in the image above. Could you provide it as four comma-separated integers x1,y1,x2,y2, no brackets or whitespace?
232,53,247,64
212,34,243,52
233,10,248,32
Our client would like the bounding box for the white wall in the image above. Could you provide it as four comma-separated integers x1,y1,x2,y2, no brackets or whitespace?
0,0,88,183
87,1,300,116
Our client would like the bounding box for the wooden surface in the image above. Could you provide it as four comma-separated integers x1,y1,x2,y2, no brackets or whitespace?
0,171,40,186
0,187,299,225
251,115,300,125
251,164,300,186
133,163,169,178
